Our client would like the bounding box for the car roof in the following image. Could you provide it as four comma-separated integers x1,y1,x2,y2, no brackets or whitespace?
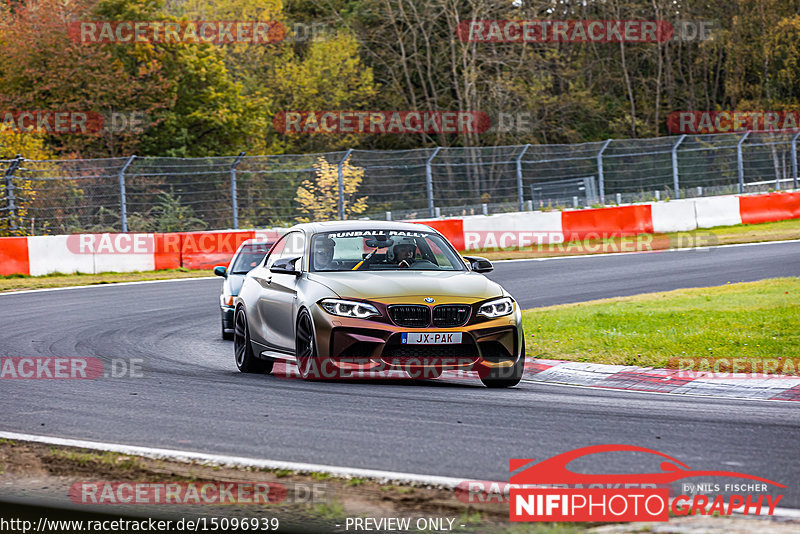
289,220,436,235
236,238,273,250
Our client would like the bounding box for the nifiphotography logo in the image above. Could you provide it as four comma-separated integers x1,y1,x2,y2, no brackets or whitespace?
508,445,784,522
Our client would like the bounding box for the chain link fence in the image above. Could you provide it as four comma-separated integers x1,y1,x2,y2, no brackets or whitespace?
2,131,799,236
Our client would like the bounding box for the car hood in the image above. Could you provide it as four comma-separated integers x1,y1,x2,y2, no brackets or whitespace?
306,270,506,303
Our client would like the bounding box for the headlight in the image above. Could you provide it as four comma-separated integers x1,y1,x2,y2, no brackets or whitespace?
477,297,514,318
221,295,234,307
320,299,380,319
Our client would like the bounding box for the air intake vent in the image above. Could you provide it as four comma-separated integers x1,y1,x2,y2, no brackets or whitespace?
432,305,471,327
388,305,430,327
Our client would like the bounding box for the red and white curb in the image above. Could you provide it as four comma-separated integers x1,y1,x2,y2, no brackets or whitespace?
268,359,800,401
524,359,800,401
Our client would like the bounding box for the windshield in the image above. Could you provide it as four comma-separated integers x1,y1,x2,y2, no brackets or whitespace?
231,243,272,274
309,230,466,272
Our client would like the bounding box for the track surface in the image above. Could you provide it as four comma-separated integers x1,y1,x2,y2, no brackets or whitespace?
1,241,799,505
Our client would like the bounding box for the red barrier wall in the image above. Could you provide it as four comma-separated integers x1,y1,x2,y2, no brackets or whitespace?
153,233,182,270
739,191,800,224
413,219,465,251
562,205,653,240
0,237,29,275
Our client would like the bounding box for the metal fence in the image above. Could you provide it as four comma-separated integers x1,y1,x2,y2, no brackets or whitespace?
2,130,799,236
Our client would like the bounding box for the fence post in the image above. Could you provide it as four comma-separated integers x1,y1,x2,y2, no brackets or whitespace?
3,155,23,233
516,144,530,212
118,155,136,232
671,134,686,199
596,139,612,204
737,131,750,194
338,148,354,220
230,152,246,229
426,147,441,218
792,131,800,190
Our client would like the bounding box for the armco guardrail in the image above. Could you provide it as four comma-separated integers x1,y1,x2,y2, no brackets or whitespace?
0,191,798,276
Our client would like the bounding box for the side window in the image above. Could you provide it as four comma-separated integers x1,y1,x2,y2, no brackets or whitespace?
265,232,305,271
282,232,306,270
264,235,288,269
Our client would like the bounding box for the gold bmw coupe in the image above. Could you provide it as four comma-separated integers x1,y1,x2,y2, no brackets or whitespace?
233,221,525,387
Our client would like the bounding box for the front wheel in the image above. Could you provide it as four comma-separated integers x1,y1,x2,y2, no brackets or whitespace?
480,353,525,388
234,307,272,374
295,309,331,380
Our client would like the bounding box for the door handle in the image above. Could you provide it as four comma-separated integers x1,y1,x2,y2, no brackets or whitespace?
266,276,272,284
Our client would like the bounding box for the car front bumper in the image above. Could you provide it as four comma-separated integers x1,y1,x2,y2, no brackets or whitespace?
309,300,524,375
221,306,235,331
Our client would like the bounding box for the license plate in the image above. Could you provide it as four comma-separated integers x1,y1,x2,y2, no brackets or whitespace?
401,332,462,345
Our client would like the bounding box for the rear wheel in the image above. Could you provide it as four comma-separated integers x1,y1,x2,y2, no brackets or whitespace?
480,352,525,388
234,307,272,374
295,309,330,380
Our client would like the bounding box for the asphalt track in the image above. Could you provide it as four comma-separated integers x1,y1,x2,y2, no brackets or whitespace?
1,241,799,506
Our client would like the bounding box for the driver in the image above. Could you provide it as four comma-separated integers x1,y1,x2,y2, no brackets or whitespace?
391,237,417,268
312,237,336,270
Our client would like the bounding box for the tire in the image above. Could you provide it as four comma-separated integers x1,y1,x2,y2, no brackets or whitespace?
222,315,234,340
233,306,272,374
480,351,525,388
295,309,330,380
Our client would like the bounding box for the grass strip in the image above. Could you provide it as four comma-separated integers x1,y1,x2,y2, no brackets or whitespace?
0,268,211,292
522,278,800,370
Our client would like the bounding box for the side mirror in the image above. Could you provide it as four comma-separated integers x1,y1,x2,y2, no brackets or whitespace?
270,256,301,276
463,255,493,273
213,265,227,278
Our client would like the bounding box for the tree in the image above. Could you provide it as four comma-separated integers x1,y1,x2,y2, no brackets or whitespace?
0,0,170,157
295,155,367,222
0,0,264,158
267,30,377,154
0,126,53,236
93,0,263,157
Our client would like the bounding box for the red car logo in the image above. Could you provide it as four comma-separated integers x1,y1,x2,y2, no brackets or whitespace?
510,444,785,487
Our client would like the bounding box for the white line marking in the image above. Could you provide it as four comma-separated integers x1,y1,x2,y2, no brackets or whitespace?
2,430,798,520
493,238,800,263
0,276,216,296
0,431,465,488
